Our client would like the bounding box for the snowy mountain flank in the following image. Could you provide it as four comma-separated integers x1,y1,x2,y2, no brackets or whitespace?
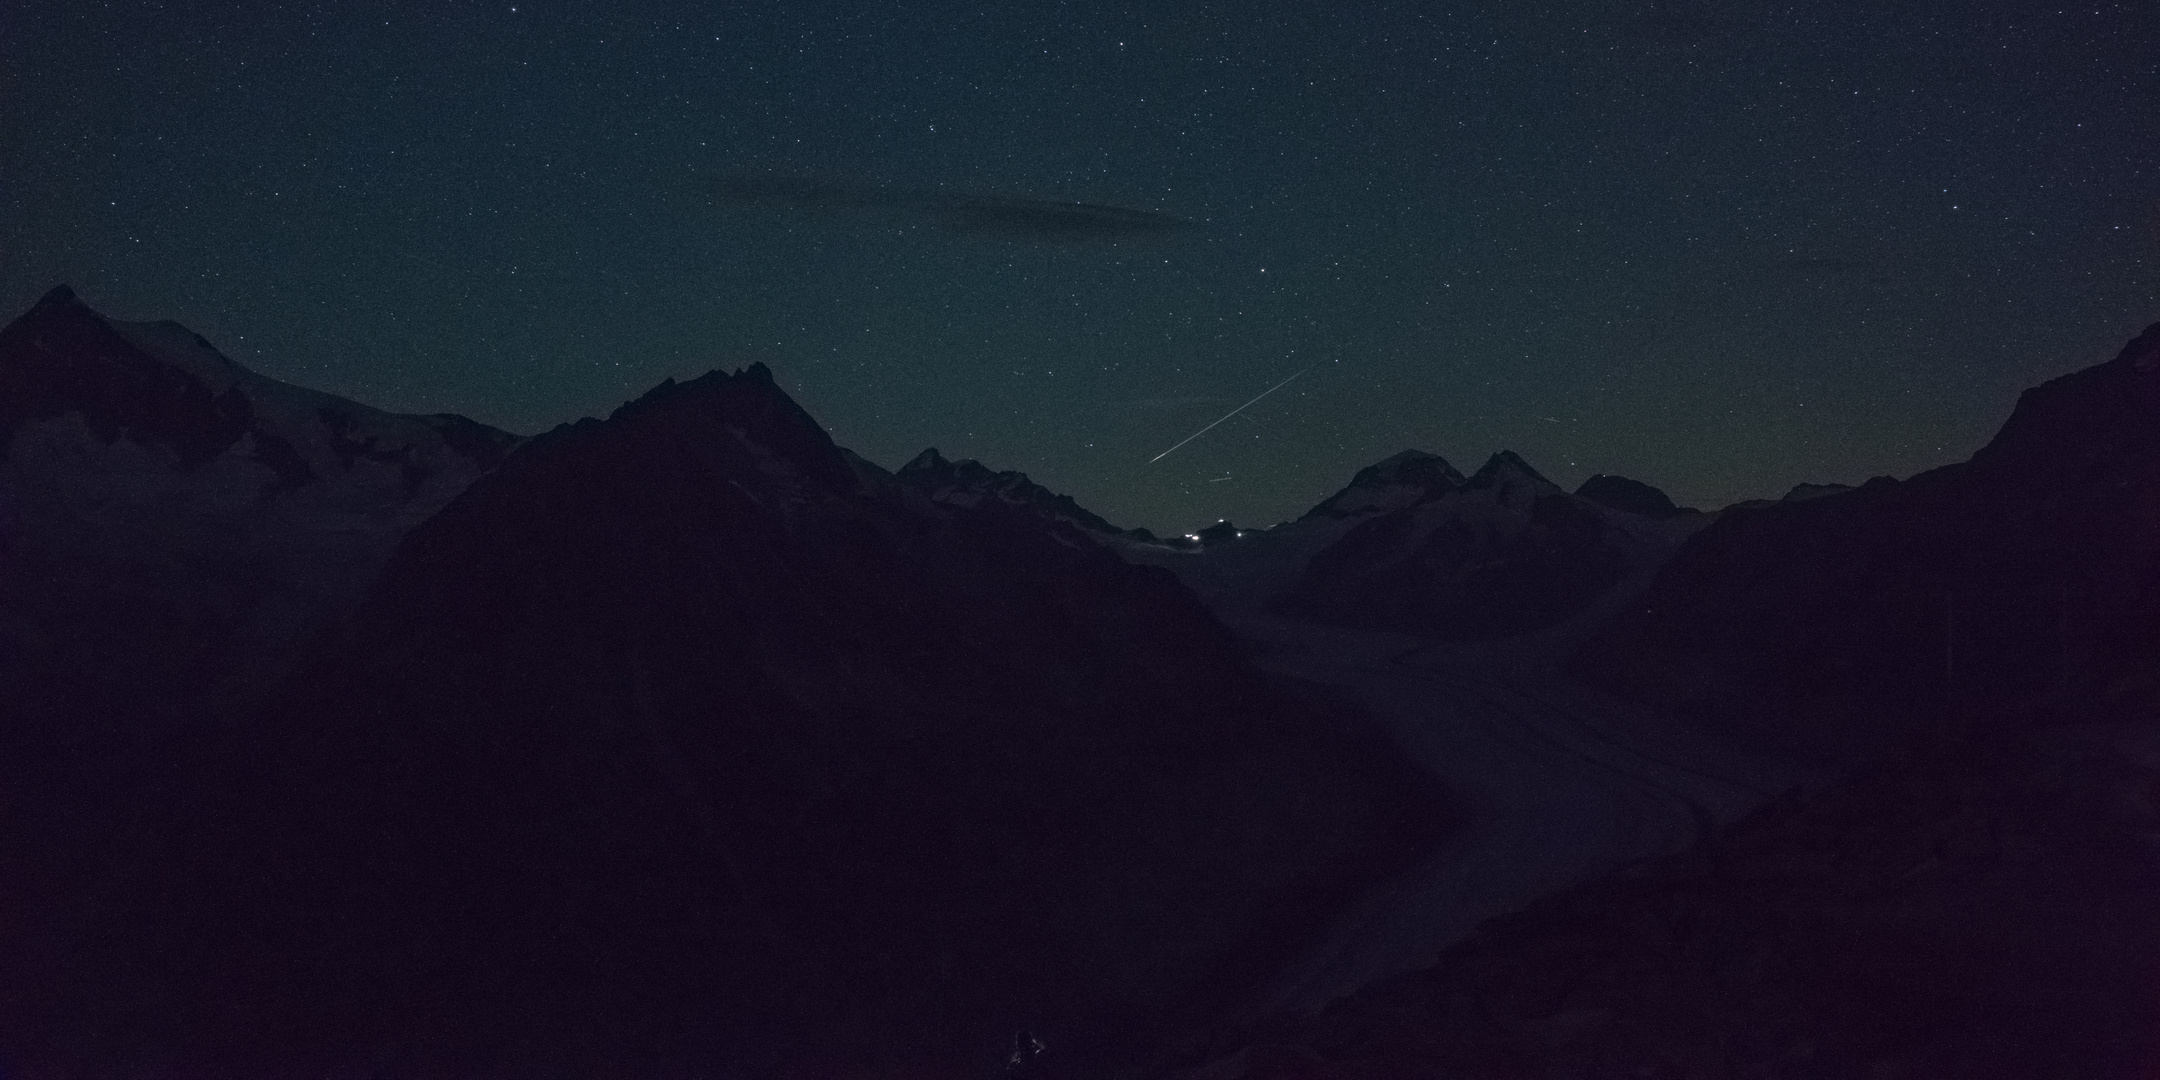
0,284,518,740
3,285,2155,1078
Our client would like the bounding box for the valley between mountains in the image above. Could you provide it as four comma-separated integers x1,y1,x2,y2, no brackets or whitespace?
2,287,2156,1078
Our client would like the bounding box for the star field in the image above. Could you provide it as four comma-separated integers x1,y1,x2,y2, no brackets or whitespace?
4,0,2155,531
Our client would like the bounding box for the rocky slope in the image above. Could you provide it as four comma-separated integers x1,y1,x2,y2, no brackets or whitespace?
1162,726,2160,1080
1576,322,2160,762
894,446,1154,542
15,363,1452,1077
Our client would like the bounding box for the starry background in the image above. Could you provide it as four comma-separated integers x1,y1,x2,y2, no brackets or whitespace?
3,0,2155,533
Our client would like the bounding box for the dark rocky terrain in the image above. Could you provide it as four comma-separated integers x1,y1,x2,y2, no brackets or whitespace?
7,285,2156,1080
0,286,521,1077
894,446,1157,542
0,297,1451,1078
1158,726,2160,1080
1576,323,2160,763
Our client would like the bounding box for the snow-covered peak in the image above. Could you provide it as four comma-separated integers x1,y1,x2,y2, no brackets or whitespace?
0,285,525,732
1302,448,1466,519
1,284,520,499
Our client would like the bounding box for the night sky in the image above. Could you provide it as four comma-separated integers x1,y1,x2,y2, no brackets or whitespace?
5,1,2155,533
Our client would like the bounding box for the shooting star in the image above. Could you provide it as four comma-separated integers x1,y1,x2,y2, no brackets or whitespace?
1149,366,1313,464
1208,474,1234,483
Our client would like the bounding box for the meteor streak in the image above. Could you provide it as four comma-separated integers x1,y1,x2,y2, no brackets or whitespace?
1148,366,1313,464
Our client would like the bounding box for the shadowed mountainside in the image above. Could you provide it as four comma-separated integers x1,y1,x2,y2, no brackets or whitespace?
16,363,1452,1077
1157,727,2160,1080
894,446,1156,542
1575,322,2160,761
1163,321,2160,1079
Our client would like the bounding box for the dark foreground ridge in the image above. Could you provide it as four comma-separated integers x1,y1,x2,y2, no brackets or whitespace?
0,329,1451,1076
1162,728,2160,1079
1578,322,2160,761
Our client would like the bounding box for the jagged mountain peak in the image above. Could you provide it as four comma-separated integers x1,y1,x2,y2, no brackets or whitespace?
895,445,999,486
893,445,1128,536
1,285,519,495
898,446,952,474
0,286,523,748
1273,448,1715,641
1,282,255,469
183,339,1444,1072
574,363,857,496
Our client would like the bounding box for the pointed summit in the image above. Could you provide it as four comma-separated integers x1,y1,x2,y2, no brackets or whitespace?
899,446,952,474
193,339,1445,1072
1469,450,1554,488
0,286,519,769
0,282,254,468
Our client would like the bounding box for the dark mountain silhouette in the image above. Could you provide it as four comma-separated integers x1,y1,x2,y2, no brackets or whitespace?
1156,727,2160,1080
894,446,1149,540
1574,473,1690,518
1275,451,1701,640
1299,449,1467,521
0,285,518,743
13,281,2155,1080
1144,327,2160,1080
0,287,521,1072
22,361,1453,1076
0,288,524,1080
1575,322,2160,760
